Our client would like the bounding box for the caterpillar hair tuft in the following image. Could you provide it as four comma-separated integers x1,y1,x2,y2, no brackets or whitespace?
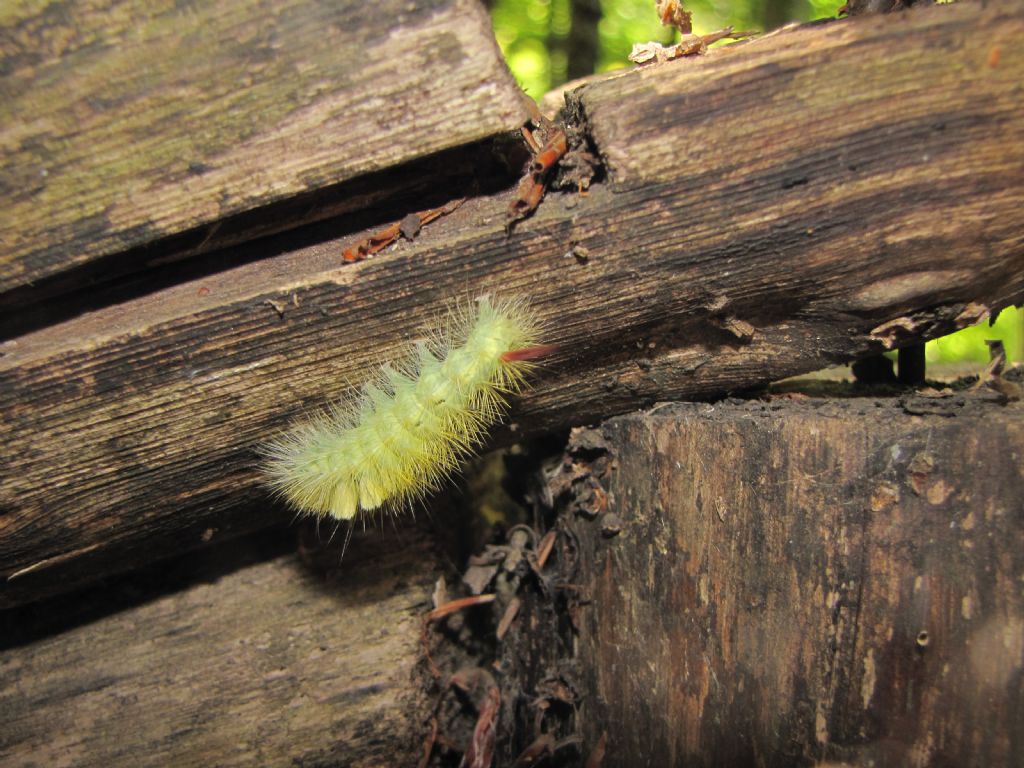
262,295,546,521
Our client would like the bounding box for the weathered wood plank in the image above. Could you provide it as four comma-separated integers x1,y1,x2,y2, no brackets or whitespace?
0,529,440,767
562,395,1024,767
1,0,1022,607
0,0,528,294
580,3,1011,192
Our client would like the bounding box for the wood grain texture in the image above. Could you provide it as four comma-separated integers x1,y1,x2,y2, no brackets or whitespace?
0,531,441,767
0,0,528,294
564,395,1024,768
1,0,1022,608
581,4,1006,192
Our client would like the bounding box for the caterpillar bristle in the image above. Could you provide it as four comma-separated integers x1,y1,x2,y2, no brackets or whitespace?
261,295,545,523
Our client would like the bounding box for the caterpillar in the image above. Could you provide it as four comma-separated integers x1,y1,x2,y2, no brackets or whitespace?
262,295,549,522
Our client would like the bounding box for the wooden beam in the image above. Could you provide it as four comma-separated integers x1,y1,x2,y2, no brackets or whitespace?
0,0,528,294
0,529,441,767
562,394,1024,767
1,0,1022,607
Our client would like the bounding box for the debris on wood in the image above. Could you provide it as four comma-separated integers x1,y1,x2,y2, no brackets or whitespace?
415,449,618,767
973,339,1022,403
265,298,286,318
718,315,756,343
954,302,992,328
432,575,450,609
548,121,601,199
870,316,921,349
342,197,465,261
426,594,498,623
869,302,992,350
495,596,522,640
536,529,557,568
401,213,423,240
421,593,497,682
565,244,591,264
656,0,693,33
629,28,750,64
629,0,751,65
507,106,569,227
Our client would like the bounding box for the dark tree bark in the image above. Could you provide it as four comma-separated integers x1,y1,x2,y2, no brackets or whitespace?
557,393,1024,767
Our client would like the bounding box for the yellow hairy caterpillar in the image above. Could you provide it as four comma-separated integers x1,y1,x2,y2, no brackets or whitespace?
263,295,551,522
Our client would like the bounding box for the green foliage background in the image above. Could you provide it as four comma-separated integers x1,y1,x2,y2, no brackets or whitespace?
490,0,839,98
489,0,1022,368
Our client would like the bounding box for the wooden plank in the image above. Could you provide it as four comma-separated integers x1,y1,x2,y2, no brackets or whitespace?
0,0,528,294
562,394,1024,767
1,0,1022,608
0,529,440,767
578,3,1014,192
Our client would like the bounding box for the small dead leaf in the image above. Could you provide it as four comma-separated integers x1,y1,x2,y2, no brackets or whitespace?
629,41,672,64
657,0,692,33
975,339,1022,402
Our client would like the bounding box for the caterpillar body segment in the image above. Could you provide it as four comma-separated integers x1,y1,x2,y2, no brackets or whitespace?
263,296,543,521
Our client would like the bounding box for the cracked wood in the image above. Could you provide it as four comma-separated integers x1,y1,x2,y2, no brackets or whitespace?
0,529,441,767
0,0,528,295
565,395,1024,767
0,0,1022,607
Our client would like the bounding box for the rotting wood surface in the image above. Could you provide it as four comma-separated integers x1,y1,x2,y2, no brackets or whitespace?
0,0,527,295
0,527,441,768
561,394,1024,767
1,0,1022,608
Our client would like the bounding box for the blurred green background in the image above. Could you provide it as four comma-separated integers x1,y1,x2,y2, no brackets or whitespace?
487,0,1022,370
489,0,842,98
